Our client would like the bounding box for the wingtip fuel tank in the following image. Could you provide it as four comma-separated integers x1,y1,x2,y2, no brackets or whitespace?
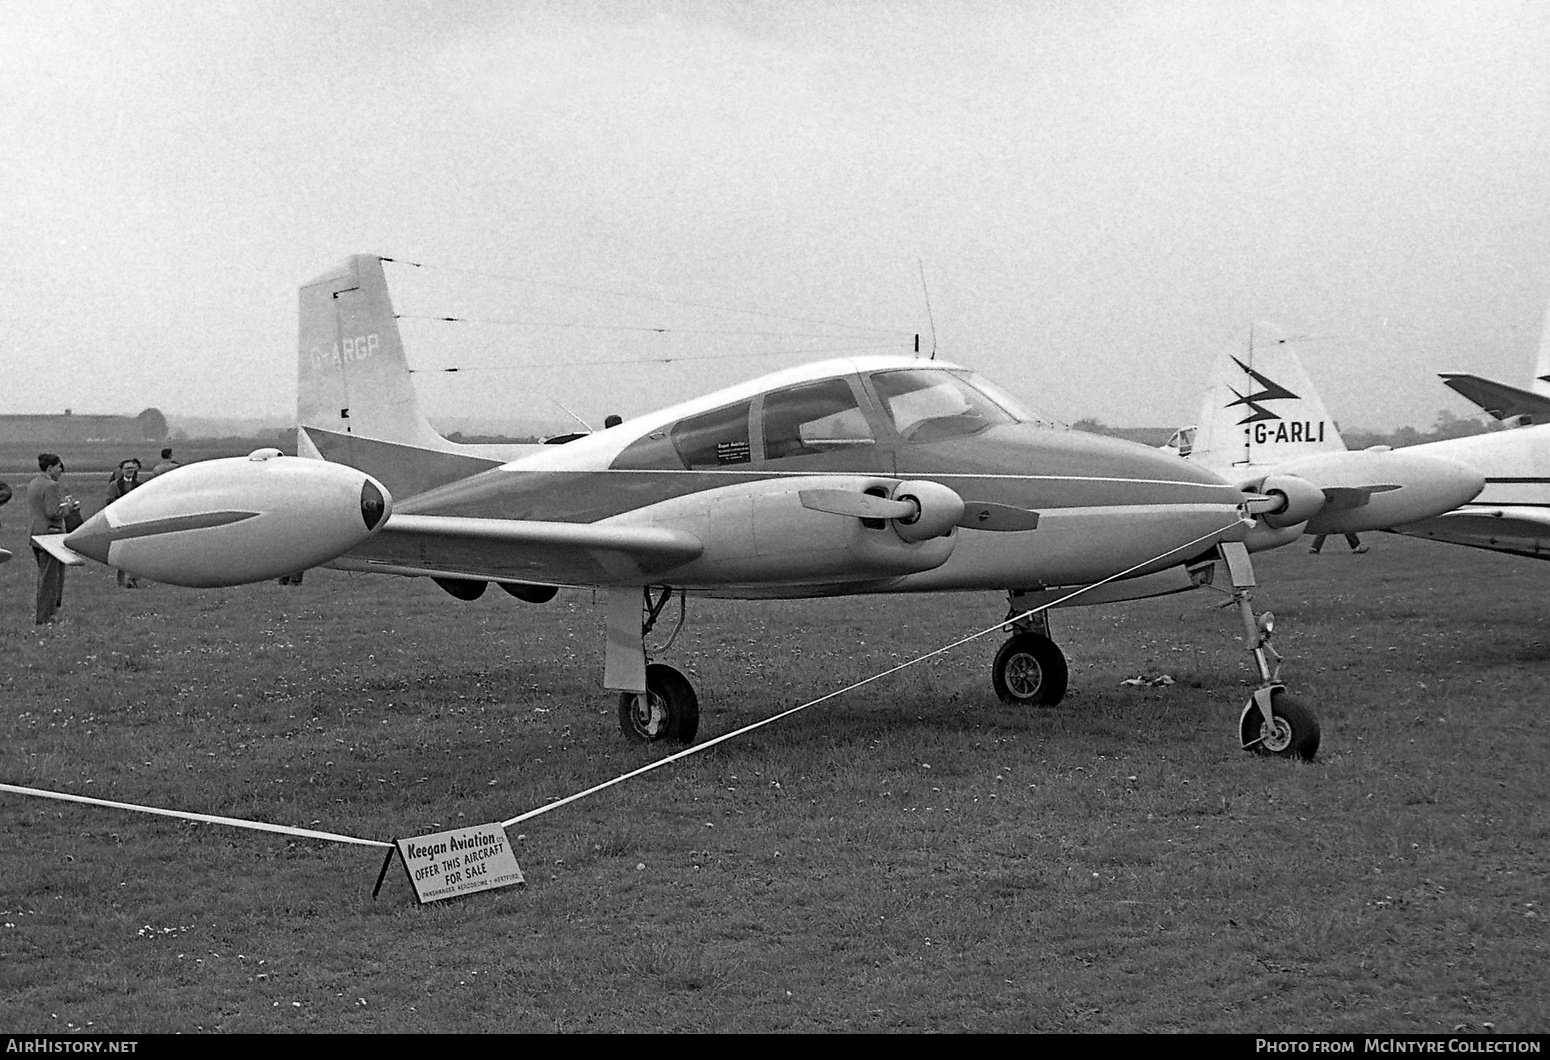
66,450,392,587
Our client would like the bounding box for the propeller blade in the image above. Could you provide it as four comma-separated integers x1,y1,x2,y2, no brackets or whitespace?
1320,484,1401,511
798,489,917,521
956,502,1040,532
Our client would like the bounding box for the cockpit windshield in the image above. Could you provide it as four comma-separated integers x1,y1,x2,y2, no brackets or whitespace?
869,368,1030,442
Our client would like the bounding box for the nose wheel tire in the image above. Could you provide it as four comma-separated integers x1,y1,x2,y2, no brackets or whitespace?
1239,688,1320,761
992,633,1069,707
619,662,700,745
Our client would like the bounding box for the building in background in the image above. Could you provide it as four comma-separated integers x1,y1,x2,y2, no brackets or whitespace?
0,408,167,444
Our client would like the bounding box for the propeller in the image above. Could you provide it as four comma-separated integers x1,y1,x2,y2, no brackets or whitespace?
798,488,1040,533
1319,484,1400,512
797,489,916,521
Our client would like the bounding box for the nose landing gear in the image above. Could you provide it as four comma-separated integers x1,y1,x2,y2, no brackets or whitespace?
991,594,1069,707
1219,541,1320,761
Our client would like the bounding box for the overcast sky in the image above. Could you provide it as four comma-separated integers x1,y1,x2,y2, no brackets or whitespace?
5,0,1549,431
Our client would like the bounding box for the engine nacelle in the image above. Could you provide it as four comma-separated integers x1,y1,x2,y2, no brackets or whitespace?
65,451,392,587
891,480,966,542
1255,474,1326,528
606,475,957,585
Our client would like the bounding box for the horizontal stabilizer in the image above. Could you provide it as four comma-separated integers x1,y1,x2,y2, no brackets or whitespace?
0,547,11,565
29,535,86,566
1439,374,1550,423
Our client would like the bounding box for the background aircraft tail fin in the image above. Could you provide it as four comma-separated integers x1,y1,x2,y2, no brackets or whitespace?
1189,322,1345,472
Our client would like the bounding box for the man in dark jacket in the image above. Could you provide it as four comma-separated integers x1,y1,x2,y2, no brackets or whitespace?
27,453,79,625
106,458,144,587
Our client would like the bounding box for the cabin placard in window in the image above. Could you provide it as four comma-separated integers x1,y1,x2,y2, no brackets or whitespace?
670,400,753,469
715,439,751,464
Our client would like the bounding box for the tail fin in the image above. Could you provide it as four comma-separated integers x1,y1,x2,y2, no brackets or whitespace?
296,254,537,497
298,254,461,453
1188,323,1345,474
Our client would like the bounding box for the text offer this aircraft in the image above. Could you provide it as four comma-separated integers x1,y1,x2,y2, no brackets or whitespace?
40,257,1359,759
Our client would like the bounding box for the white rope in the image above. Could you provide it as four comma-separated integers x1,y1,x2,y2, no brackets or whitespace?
0,782,392,848
503,518,1244,827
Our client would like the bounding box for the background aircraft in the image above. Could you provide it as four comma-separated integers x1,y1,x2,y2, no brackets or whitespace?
1439,296,1550,426
1384,426,1550,560
39,256,1328,759
1164,323,1483,551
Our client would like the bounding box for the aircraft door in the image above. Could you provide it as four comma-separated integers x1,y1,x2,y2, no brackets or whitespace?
753,376,887,474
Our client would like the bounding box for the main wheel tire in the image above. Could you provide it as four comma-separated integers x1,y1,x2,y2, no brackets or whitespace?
992,633,1069,706
618,663,701,745
1239,688,1320,761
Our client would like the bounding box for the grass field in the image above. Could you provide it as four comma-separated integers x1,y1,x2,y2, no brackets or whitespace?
1,500,1546,1033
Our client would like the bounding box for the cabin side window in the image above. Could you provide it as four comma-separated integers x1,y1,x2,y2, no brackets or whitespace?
671,401,753,468
761,378,874,460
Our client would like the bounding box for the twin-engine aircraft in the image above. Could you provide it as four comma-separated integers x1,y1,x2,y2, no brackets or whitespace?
41,256,1349,759
1163,324,1483,550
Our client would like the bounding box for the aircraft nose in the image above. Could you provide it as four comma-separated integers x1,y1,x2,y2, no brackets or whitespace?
63,510,113,564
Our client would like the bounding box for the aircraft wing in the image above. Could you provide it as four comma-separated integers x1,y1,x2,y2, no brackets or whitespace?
328,513,706,585
1439,374,1550,424
1389,505,1550,560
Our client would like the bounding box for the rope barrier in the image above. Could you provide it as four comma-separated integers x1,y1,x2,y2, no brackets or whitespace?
0,782,392,848
502,517,1244,828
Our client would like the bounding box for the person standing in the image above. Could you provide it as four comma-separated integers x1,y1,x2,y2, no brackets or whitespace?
1308,532,1368,555
27,453,79,625
150,447,180,477
106,458,144,587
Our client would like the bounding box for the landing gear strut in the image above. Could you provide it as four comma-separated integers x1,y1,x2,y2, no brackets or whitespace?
606,586,700,745
1219,542,1320,761
991,592,1069,706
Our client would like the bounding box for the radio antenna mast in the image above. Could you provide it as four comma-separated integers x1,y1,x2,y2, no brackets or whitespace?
918,259,938,360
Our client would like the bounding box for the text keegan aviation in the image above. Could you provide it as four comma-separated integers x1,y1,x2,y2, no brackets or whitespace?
403,830,502,862
309,332,379,371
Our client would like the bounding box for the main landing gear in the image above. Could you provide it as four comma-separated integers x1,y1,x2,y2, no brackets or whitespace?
608,587,700,745
619,662,700,744
992,594,1069,707
1218,541,1320,761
